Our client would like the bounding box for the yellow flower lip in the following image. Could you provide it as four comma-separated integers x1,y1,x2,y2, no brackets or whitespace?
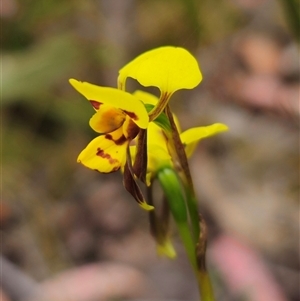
118,46,202,94
69,79,149,129
77,127,129,173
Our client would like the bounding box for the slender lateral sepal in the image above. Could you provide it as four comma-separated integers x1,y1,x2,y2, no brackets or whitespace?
164,105,200,240
123,149,154,211
164,105,193,188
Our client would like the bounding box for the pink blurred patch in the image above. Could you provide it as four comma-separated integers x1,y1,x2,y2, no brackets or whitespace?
0,288,11,301
210,235,288,301
40,262,149,301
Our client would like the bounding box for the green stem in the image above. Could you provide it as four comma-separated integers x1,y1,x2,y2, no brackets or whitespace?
157,168,215,301
185,187,201,243
157,168,197,269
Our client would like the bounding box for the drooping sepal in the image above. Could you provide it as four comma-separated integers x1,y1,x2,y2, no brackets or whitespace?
123,149,154,211
132,129,148,183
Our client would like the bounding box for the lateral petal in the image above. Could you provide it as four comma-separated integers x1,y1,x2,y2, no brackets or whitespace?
180,123,229,157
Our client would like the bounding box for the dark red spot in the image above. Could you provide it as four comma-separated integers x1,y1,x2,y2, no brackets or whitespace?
96,148,118,165
105,134,127,145
123,110,138,120
90,100,102,110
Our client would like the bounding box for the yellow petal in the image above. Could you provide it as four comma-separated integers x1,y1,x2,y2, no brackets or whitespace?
147,122,167,148
146,122,171,178
118,46,202,94
147,144,172,173
69,79,149,129
180,123,229,157
89,104,126,133
77,128,128,173
133,90,159,105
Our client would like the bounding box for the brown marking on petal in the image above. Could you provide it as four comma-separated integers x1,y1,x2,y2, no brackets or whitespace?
105,134,127,145
96,148,119,165
123,110,138,120
90,100,102,110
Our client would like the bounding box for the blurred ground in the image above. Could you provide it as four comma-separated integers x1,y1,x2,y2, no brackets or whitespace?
1,0,299,300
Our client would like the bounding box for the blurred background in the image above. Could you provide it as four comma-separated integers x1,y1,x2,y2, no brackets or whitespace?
1,0,299,300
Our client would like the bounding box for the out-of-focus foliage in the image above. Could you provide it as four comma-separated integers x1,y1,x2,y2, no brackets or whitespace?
2,35,81,102
279,0,300,42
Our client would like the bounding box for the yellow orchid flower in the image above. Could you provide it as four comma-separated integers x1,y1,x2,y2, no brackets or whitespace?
118,46,202,120
69,79,149,173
